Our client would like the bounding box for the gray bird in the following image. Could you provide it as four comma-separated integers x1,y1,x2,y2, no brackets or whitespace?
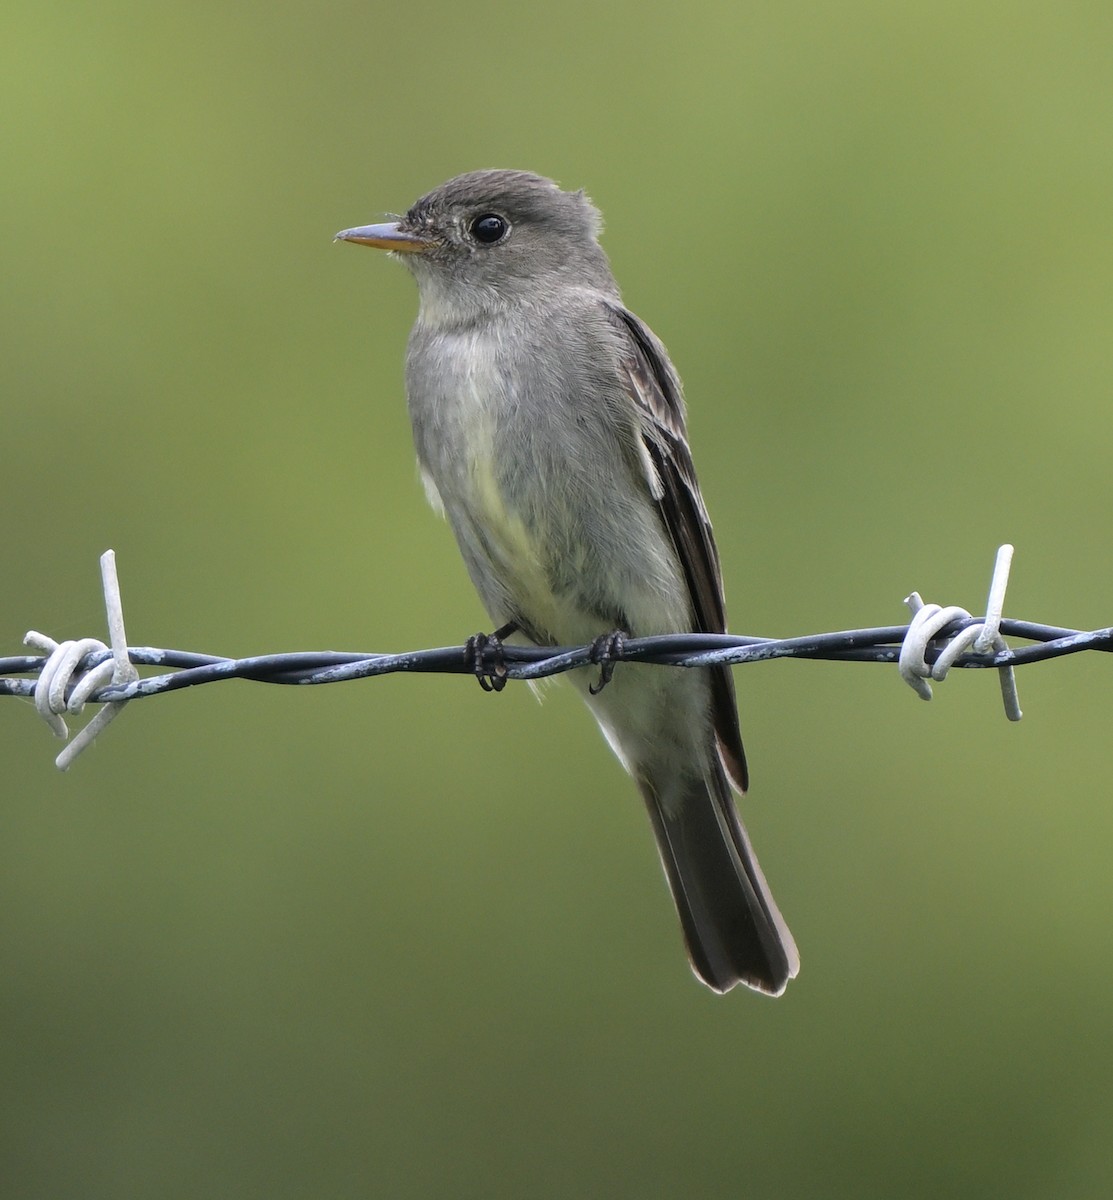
336,170,798,994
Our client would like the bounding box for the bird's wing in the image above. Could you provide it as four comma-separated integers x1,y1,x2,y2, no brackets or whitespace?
603,301,749,793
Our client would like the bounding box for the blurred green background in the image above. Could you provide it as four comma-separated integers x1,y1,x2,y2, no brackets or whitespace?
3,2,1113,1196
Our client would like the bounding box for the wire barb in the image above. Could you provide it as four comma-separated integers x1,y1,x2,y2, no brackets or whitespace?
898,544,1022,721
22,550,137,770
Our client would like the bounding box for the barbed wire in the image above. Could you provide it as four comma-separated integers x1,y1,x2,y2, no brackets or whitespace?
4,547,1111,771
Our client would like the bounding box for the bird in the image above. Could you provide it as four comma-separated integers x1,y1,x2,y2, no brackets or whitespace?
336,170,798,994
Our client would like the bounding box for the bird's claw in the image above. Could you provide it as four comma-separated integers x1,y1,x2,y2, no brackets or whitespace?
465,630,509,692
589,630,627,695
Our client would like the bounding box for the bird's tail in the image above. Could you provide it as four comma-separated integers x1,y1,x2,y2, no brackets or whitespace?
639,763,799,995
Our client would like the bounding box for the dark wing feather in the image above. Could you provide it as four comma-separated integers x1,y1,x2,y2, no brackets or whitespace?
603,301,749,793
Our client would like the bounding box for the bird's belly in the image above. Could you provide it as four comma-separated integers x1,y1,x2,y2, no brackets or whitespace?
413,356,689,647
463,452,585,640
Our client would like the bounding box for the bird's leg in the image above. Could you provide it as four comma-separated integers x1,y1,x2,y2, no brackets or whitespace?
589,629,628,695
465,622,519,693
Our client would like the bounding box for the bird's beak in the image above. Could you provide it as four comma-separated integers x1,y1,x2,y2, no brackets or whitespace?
333,221,431,253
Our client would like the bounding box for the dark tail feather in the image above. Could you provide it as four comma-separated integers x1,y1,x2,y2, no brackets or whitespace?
640,764,799,995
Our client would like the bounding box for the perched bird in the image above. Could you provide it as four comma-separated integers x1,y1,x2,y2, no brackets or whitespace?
336,170,798,994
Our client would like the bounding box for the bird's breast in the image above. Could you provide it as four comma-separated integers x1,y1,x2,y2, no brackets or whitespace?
404,318,689,645
406,327,574,635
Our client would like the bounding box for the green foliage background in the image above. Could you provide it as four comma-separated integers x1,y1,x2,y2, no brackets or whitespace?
3,3,1113,1196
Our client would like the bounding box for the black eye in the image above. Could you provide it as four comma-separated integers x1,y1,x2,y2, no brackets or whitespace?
471,213,508,244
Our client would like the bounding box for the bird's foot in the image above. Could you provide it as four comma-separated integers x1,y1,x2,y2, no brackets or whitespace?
589,629,628,695
464,622,518,693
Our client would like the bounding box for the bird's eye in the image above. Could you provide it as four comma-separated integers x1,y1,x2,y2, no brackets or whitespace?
470,213,508,244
